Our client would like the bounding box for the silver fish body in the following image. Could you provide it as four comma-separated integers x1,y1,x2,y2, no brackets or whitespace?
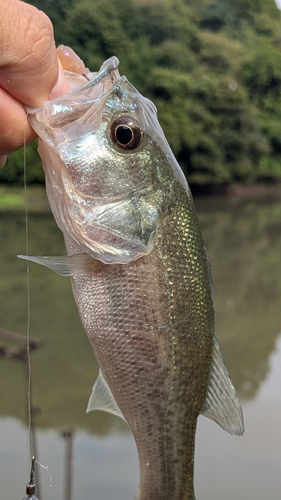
23,56,244,500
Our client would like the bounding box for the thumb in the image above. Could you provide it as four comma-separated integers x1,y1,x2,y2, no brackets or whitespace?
0,0,69,107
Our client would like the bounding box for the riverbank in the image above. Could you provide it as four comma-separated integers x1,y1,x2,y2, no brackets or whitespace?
0,182,281,214
190,182,281,197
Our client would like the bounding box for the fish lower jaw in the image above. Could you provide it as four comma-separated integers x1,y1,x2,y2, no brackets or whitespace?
63,227,154,264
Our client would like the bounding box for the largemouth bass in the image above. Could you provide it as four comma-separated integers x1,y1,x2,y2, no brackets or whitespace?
20,51,244,500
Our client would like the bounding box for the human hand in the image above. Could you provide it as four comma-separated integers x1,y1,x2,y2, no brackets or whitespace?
0,0,70,167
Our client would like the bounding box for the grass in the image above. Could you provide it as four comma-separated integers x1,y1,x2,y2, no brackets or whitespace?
0,185,50,213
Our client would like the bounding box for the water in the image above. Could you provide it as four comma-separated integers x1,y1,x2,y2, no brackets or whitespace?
0,192,280,499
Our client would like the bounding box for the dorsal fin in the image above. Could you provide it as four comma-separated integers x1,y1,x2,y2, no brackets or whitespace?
200,336,244,436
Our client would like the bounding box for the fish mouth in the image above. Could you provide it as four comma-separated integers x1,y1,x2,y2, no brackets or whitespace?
26,56,121,134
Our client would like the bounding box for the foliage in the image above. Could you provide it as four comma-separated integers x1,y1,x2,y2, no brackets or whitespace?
0,142,43,184
2,0,281,186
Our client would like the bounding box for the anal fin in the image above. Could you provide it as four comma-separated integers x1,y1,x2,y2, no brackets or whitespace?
86,369,125,421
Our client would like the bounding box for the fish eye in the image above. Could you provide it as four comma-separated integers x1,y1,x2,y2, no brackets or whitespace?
110,116,143,151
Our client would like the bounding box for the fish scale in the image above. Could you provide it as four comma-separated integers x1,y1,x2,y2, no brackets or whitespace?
65,182,213,500
21,53,244,500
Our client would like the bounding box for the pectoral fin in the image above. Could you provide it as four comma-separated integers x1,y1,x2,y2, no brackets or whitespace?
17,253,96,276
86,369,125,421
200,336,244,436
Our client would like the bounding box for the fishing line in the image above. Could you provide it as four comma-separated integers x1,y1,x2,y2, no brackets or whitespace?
23,132,32,460
23,126,53,493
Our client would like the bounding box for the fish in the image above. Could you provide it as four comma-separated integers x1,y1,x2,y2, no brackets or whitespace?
19,50,244,500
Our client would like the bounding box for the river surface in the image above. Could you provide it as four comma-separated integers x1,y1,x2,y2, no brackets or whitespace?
0,191,280,499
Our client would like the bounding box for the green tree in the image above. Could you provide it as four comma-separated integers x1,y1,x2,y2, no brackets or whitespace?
2,0,281,186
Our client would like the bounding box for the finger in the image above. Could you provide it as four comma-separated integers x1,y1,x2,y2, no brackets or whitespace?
0,156,7,168
0,0,69,107
0,86,36,155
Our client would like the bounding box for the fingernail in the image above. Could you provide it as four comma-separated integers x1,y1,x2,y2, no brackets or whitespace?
0,155,7,168
57,45,86,74
49,66,71,101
